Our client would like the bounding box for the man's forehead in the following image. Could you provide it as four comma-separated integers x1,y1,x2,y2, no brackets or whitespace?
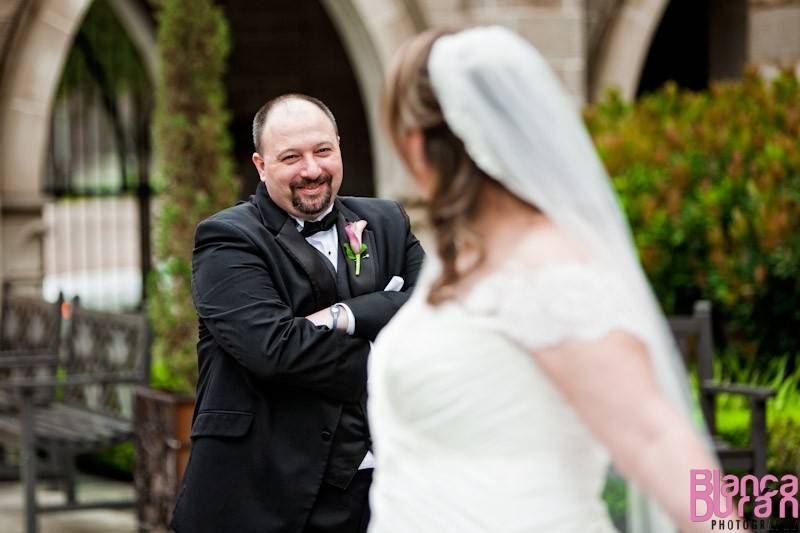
262,100,336,142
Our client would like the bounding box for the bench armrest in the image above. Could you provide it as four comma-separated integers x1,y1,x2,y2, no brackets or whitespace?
0,354,59,369
0,348,57,357
0,373,145,392
701,380,776,400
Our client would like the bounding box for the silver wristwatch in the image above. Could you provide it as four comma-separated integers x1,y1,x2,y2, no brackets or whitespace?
329,304,342,331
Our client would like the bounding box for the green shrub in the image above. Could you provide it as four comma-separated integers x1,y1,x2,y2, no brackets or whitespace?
713,353,800,474
602,472,627,531
769,417,800,474
585,71,800,362
149,0,238,394
77,442,135,480
587,72,800,483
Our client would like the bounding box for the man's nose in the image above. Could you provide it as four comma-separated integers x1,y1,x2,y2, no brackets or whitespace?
300,154,321,178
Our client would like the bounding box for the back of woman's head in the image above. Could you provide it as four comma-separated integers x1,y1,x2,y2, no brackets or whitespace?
382,28,491,305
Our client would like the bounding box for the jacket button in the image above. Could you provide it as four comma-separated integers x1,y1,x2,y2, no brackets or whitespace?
321,429,332,441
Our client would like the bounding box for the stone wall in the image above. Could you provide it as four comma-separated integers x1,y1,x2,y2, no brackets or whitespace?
749,0,800,66
0,0,27,74
417,0,591,100
585,0,621,96
2,0,800,288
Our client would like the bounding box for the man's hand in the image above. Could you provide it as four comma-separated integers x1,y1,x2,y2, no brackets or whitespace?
306,305,349,333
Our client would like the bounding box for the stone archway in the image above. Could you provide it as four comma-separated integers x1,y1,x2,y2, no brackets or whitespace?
0,0,421,284
590,0,670,101
0,0,93,284
0,0,155,285
0,0,157,206
320,0,423,199
0,0,422,203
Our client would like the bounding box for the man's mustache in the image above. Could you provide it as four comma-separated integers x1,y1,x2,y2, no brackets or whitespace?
291,175,332,190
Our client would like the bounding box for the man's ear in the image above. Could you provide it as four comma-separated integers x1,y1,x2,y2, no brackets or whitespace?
252,151,267,181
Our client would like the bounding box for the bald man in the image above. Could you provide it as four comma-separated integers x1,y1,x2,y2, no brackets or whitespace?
171,94,425,533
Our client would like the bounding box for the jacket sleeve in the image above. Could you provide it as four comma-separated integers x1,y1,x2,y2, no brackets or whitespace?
342,202,426,341
191,217,368,403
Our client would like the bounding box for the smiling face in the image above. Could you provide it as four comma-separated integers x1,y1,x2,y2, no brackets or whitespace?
252,99,343,220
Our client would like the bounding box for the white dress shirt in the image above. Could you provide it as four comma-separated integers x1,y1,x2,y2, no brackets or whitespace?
293,208,374,469
291,208,356,334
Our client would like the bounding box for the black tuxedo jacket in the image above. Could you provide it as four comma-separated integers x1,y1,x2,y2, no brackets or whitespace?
171,183,425,533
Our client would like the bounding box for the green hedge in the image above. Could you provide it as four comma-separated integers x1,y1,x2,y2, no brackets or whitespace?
586,72,800,478
585,70,800,362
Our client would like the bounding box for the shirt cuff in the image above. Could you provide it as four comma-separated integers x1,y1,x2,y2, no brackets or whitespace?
338,303,356,335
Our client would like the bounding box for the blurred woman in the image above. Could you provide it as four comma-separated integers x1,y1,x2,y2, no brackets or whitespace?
368,26,723,533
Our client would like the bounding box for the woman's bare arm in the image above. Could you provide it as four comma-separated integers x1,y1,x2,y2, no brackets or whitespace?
533,330,728,533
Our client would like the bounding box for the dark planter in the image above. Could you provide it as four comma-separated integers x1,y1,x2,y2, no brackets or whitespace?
133,387,194,532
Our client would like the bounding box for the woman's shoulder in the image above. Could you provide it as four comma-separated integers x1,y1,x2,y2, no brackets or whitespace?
464,224,636,333
459,221,614,302
508,222,592,269
465,259,640,352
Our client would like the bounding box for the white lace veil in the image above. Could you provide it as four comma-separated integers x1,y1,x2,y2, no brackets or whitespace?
428,26,702,533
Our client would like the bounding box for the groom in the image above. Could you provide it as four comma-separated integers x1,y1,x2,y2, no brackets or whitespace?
171,94,425,533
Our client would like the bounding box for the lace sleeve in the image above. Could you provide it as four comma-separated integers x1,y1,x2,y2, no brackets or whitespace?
463,262,646,351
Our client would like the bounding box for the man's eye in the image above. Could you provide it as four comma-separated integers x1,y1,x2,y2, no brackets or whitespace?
317,147,331,153
282,154,298,162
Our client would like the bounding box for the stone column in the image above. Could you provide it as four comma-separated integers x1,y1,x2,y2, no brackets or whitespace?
749,0,800,68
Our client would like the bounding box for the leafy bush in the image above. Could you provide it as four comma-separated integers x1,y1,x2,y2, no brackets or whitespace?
585,71,800,362
149,0,238,394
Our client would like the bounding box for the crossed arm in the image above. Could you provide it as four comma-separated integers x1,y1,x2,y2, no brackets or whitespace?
192,216,424,402
305,276,418,335
306,206,426,339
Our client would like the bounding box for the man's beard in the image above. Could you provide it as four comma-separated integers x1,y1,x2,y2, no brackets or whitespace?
291,175,333,216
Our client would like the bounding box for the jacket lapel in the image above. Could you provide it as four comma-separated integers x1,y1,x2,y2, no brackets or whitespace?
336,201,378,298
276,217,338,307
254,183,338,307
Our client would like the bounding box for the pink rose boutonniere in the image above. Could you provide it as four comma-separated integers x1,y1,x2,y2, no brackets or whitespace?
343,220,368,276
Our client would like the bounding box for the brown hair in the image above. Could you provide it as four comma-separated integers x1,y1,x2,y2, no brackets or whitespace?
252,93,338,153
382,29,490,305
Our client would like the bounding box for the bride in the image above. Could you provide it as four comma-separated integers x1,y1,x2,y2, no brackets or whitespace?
368,27,726,532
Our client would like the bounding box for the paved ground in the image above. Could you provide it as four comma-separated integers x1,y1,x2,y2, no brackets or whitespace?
0,476,137,533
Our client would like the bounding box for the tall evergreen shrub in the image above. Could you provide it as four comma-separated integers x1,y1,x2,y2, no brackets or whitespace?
149,0,238,394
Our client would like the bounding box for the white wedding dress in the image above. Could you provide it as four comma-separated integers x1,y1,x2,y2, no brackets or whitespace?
368,259,646,533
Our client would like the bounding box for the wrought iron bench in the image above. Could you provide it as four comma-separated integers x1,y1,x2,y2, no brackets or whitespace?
668,300,774,477
0,282,64,411
0,299,151,533
0,283,64,480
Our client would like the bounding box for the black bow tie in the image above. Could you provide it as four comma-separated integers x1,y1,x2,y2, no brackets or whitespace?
300,207,339,238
